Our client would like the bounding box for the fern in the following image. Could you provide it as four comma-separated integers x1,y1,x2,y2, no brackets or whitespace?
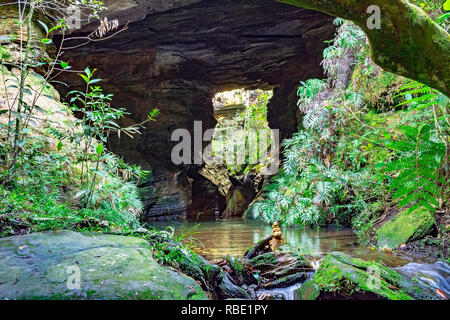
396,80,449,117
248,130,368,227
297,79,327,109
47,127,65,141
384,124,445,212
250,16,447,232
314,181,333,205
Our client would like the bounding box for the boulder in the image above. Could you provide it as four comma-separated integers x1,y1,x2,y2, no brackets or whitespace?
0,231,206,300
312,252,439,300
376,207,436,249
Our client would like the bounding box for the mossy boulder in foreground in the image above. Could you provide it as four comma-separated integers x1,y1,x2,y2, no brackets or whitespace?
376,207,436,249
311,252,438,300
0,231,206,300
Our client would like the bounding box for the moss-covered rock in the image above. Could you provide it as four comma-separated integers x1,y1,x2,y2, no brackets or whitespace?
295,280,320,300
264,272,307,289
246,251,312,279
225,255,246,285
312,252,438,300
0,231,207,300
376,207,436,248
247,252,278,268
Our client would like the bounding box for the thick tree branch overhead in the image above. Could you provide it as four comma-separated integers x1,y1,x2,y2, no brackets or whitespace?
277,0,450,96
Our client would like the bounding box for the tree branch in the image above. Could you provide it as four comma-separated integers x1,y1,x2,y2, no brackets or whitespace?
276,0,450,96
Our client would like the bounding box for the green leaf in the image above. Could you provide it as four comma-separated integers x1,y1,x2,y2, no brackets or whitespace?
48,24,67,34
398,125,418,140
75,190,87,199
60,61,70,70
420,191,439,207
34,105,46,113
57,141,63,151
85,67,92,78
16,139,26,148
93,170,107,179
37,20,49,34
398,192,418,208
89,78,102,84
96,143,104,156
80,74,89,84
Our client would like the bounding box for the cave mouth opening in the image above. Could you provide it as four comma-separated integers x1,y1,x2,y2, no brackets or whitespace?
189,88,276,220
211,88,274,177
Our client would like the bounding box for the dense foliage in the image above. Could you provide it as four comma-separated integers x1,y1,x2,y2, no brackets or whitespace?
0,1,157,236
249,16,449,242
211,89,272,175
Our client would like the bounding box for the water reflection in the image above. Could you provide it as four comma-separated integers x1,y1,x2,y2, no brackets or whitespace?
148,218,423,267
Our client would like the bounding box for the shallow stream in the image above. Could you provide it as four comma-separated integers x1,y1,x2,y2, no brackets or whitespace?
149,218,450,298
149,218,423,267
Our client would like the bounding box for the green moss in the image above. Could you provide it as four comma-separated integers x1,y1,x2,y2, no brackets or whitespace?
376,207,436,248
313,252,413,300
0,231,208,300
351,65,404,109
226,255,244,273
247,252,278,267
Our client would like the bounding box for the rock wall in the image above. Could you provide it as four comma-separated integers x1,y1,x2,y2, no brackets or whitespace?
56,0,335,220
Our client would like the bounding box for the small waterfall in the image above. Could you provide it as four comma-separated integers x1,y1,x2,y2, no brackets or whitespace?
395,261,450,298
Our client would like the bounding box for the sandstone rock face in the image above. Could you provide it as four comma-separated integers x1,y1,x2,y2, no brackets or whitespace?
376,207,436,249
57,0,335,220
0,231,206,300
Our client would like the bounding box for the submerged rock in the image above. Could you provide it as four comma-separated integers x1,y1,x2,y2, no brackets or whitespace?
376,207,436,248
0,231,206,300
312,252,439,300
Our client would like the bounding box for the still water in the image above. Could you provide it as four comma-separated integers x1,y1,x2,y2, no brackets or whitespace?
148,218,424,267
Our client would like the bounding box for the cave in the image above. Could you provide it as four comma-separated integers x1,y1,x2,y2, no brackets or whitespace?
1,0,448,303
56,0,336,221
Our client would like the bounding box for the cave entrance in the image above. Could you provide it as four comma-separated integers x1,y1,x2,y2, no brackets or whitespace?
212,88,273,176
189,88,275,220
